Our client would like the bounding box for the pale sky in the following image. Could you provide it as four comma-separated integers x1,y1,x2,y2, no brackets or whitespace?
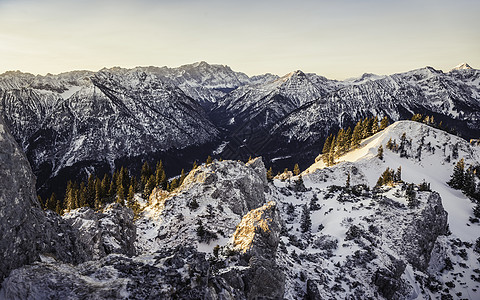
0,0,479,79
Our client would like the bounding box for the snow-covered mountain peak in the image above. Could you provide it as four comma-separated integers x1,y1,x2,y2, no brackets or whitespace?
451,62,473,71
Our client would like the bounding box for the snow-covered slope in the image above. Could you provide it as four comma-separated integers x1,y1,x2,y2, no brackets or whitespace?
295,120,480,298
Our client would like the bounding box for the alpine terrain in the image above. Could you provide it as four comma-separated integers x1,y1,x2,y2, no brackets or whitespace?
0,62,479,299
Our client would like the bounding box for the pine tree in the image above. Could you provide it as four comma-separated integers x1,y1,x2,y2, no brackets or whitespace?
192,160,198,170
395,166,402,182
386,138,393,150
179,169,187,186
372,116,379,134
266,167,274,182
328,136,336,166
155,161,167,189
346,173,351,188
127,184,135,207
322,134,333,165
351,121,362,149
46,193,57,211
206,156,213,165
448,158,465,189
377,145,384,160
300,204,311,233
293,164,301,176
379,116,389,130
55,197,63,215
140,161,152,185
143,174,156,199
95,178,102,209
411,113,423,122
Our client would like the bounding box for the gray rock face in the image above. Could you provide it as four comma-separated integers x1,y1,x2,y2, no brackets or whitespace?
63,203,136,259
401,192,448,271
0,116,87,283
0,115,46,282
221,201,285,300
0,247,213,300
372,256,407,300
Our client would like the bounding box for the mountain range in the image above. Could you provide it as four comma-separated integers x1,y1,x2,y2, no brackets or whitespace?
0,62,479,200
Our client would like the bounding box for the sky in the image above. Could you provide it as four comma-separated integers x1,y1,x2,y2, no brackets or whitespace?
0,0,479,79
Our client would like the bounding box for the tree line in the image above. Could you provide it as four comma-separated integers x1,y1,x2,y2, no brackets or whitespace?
39,159,201,215
322,116,390,166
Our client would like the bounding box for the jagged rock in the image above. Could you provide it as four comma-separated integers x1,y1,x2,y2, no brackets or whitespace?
137,159,268,252
63,203,136,259
0,116,86,283
0,115,47,282
246,157,268,189
0,247,215,300
305,279,322,300
372,256,407,300
220,201,285,299
401,192,448,271
232,201,281,258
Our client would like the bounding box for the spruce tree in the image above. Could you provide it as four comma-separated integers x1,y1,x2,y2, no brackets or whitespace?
377,145,384,160
372,116,379,134
87,174,95,208
266,167,274,182
379,116,389,130
169,178,179,191
346,173,351,188
143,175,156,199
351,121,362,149
293,164,301,176
448,158,465,189
55,198,63,215
206,155,213,165
116,184,125,205
192,160,198,170
328,136,336,166
155,161,167,189
179,169,187,186
395,166,402,182
140,161,152,185
463,168,476,196
335,128,345,157
46,193,57,211
322,134,333,164
344,127,352,150
300,204,311,233
127,184,135,207
411,113,423,122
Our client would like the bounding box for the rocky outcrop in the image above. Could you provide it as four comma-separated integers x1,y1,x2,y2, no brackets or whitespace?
136,158,269,252
0,116,89,283
63,203,136,259
401,192,448,271
232,201,281,258
372,256,407,300
0,247,214,300
217,201,286,300
0,115,47,282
